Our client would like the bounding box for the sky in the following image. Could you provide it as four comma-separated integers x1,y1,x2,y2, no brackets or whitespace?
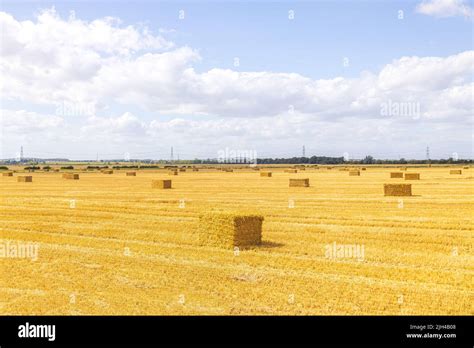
0,0,473,160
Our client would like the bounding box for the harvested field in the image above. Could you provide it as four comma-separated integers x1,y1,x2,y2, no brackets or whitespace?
0,166,472,315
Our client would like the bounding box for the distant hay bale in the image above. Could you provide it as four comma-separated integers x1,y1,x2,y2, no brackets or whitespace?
2,172,13,177
463,167,469,170
198,212,263,248
404,173,420,180
390,172,404,178
384,184,412,196
168,170,178,175
284,169,297,173
260,172,272,177
223,168,234,172
179,168,186,172
17,175,32,182
126,172,136,176
152,179,172,189
192,168,199,172
102,170,113,174
399,167,407,171
349,170,360,176
289,178,309,187
63,173,79,180
450,170,462,175
361,168,366,171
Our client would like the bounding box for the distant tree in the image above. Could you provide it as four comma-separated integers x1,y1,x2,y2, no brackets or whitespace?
362,155,374,164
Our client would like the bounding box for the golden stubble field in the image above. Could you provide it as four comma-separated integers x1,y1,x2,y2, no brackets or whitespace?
0,166,473,315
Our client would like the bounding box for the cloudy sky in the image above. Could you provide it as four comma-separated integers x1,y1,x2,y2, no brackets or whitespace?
0,0,472,160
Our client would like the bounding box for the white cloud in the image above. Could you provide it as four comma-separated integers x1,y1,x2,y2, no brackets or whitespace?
0,109,63,133
416,0,473,18
0,8,173,105
81,112,146,137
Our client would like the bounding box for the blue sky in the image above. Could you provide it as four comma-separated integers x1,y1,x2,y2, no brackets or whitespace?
0,0,473,159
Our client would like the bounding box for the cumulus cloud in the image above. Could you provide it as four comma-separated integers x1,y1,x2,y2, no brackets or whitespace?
0,109,63,133
81,112,146,137
0,8,173,105
416,0,473,18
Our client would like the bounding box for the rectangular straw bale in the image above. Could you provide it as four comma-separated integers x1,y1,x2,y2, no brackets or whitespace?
102,170,113,174
384,184,412,196
198,213,263,248
168,170,178,175
404,173,420,180
2,172,13,177
349,170,360,176
289,178,309,187
450,170,462,175
63,173,79,180
260,172,272,177
284,169,297,173
152,179,172,189
179,168,186,172
17,176,32,182
390,172,404,178
126,172,136,176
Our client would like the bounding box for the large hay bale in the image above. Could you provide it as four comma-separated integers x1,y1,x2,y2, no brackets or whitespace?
192,168,199,172
179,168,186,172
168,170,178,176
260,172,272,177
17,176,32,182
284,169,297,173
198,213,263,248
463,167,469,170
361,168,366,171
404,173,420,180
63,173,79,180
400,167,407,171
450,170,462,175
2,172,13,177
102,170,113,174
152,179,172,189
390,172,404,178
384,184,412,196
289,178,309,187
349,170,360,176
126,171,136,176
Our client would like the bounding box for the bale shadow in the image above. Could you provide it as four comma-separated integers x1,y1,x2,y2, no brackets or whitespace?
259,240,284,249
